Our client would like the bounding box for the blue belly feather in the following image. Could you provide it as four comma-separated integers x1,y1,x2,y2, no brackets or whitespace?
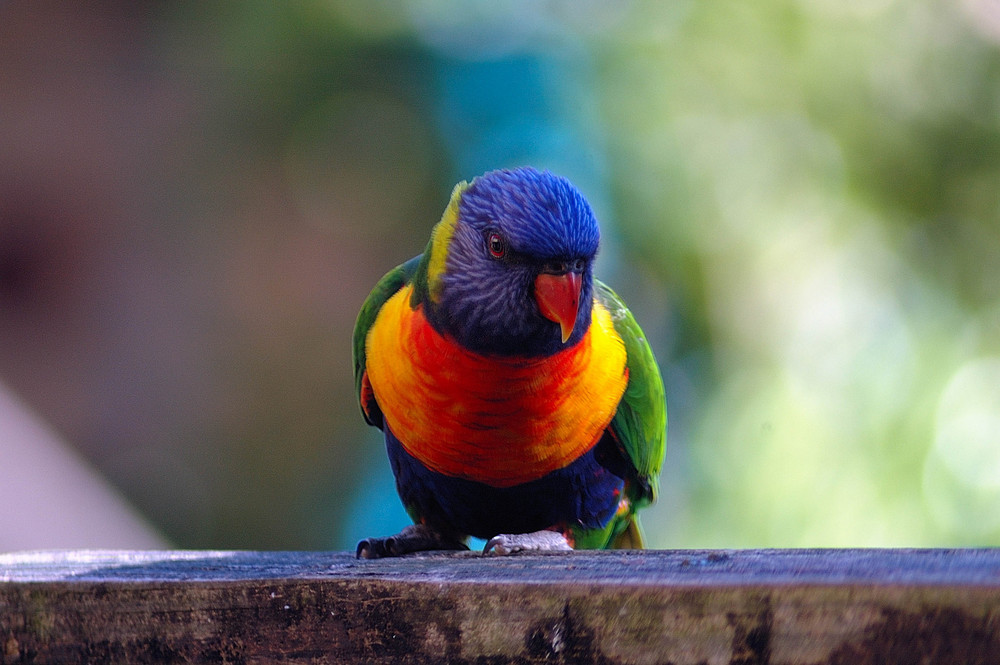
384,425,627,540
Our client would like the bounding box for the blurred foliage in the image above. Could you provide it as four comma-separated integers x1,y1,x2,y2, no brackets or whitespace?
1,0,998,550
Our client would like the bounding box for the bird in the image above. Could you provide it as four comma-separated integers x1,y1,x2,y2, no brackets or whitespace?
352,167,666,558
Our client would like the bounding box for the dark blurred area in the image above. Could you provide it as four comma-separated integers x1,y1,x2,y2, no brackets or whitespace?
1,0,999,551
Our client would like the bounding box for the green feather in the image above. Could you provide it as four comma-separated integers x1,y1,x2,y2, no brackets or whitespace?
352,254,423,425
595,279,667,508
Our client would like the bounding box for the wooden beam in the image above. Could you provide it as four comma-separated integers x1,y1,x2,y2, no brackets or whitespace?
2,549,1000,663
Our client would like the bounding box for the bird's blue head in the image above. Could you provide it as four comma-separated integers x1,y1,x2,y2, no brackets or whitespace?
421,167,601,357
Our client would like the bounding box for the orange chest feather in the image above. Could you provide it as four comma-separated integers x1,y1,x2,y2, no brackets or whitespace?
365,286,629,487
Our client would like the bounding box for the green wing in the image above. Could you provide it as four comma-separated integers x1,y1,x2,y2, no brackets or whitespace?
352,254,422,426
594,280,667,509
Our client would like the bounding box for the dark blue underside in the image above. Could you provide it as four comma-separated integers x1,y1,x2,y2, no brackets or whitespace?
384,426,628,539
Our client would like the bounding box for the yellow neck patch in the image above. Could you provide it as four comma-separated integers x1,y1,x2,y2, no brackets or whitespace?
365,285,629,487
426,180,469,303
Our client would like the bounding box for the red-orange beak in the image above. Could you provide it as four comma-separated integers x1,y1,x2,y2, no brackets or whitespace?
535,271,583,344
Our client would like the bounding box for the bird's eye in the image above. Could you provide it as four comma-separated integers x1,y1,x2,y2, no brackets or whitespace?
487,232,506,259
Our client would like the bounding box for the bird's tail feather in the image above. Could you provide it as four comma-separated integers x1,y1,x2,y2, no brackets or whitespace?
610,516,646,549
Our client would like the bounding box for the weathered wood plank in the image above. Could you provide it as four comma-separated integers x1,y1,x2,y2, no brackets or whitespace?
1,549,999,664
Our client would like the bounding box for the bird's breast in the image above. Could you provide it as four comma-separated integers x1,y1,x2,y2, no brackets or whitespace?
365,285,629,487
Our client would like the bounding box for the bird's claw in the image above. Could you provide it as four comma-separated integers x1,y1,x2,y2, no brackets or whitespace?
483,530,573,555
357,524,469,559
356,536,399,559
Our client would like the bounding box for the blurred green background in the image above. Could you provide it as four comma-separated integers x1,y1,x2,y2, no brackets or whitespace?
2,0,999,552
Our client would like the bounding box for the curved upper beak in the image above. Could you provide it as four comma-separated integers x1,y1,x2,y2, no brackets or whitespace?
534,270,583,344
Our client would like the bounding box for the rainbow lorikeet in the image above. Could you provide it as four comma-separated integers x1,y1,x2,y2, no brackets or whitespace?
353,167,666,558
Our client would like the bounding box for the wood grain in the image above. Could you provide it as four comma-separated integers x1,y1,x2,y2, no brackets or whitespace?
2,549,1000,663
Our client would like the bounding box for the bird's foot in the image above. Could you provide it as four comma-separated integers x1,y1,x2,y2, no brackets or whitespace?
483,530,573,555
356,524,469,559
